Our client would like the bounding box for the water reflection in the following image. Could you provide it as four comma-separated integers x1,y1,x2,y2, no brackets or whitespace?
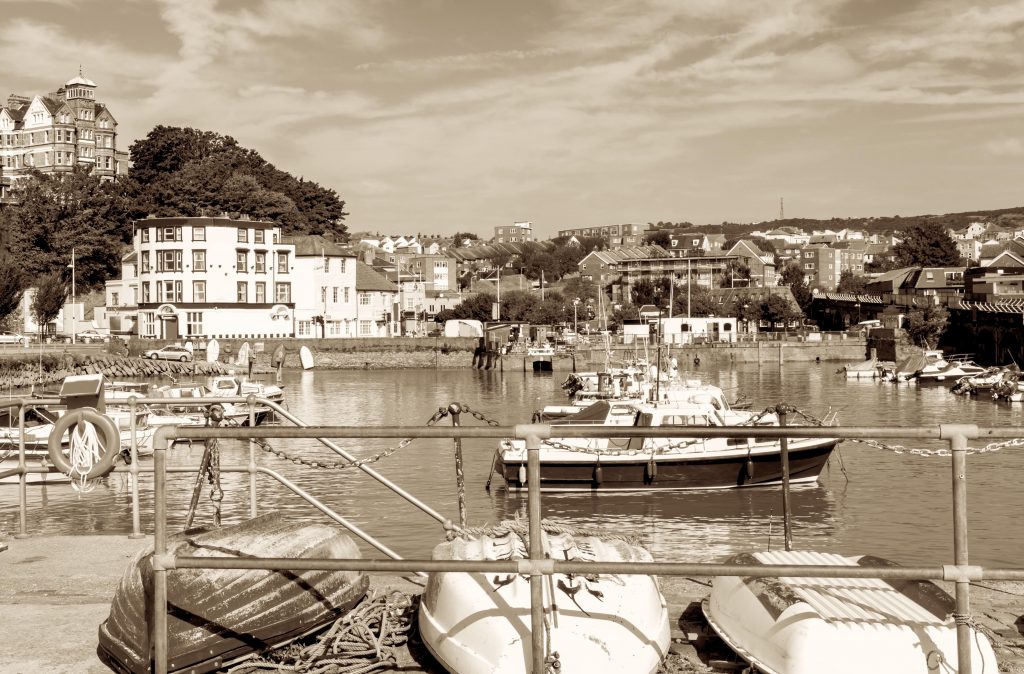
2,363,1022,568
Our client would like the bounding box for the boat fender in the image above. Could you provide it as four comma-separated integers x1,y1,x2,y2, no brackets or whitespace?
518,464,527,486
47,408,121,479
207,404,226,423
593,459,603,486
746,458,755,481
645,458,657,483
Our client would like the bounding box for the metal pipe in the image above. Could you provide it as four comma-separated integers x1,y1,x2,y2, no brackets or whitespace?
17,404,27,538
946,426,973,674
129,398,143,539
778,405,793,551
525,430,546,674
151,437,169,674
248,401,453,526
163,556,1024,580
450,404,467,527
248,399,257,518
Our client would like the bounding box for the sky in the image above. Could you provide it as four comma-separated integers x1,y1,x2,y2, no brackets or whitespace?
2,0,1023,238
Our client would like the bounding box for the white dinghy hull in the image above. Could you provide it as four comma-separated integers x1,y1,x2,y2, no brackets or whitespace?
418,523,669,674
704,550,998,674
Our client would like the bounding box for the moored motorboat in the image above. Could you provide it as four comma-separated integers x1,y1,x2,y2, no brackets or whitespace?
418,521,669,674
703,550,998,674
97,513,369,674
498,400,836,491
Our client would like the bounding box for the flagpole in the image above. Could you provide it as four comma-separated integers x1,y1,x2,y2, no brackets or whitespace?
71,247,76,345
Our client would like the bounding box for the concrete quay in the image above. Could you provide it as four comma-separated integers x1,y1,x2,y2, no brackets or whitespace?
1,534,1021,673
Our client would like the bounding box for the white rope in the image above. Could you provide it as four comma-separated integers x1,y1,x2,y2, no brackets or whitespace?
68,421,102,493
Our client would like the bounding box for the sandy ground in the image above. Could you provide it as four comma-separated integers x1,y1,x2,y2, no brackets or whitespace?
1,535,1021,673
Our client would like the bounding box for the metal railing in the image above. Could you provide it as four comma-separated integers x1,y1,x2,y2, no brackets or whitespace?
4,397,1024,674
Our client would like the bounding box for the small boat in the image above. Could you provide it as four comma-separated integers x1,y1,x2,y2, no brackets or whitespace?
97,513,369,674
418,521,669,673
703,550,998,674
498,399,836,491
300,345,315,370
916,354,987,383
843,358,879,379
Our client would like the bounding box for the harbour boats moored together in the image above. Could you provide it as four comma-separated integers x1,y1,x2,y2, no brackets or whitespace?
97,514,369,674
704,550,998,674
497,398,837,491
418,520,670,674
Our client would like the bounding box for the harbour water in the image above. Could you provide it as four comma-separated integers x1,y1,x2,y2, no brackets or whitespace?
2,361,1022,568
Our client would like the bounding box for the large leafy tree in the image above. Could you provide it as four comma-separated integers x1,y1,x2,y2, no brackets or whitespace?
128,126,348,239
904,304,949,348
671,285,718,317
1,167,134,289
631,277,672,306
893,222,962,267
779,261,813,312
32,271,68,332
837,270,869,294
0,253,26,322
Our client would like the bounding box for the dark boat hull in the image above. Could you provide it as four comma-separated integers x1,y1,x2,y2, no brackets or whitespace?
97,514,369,674
499,439,837,491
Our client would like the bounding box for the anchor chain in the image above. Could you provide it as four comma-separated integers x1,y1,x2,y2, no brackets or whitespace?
245,409,449,470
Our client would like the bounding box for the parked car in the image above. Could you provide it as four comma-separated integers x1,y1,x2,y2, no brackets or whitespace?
0,331,29,346
143,345,193,362
76,330,111,344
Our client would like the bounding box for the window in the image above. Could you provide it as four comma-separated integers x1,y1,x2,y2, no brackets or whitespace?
186,312,203,336
193,281,206,302
254,229,264,244
277,252,289,273
142,282,151,303
160,280,182,303
237,228,248,243
111,292,119,306
255,252,266,273
275,282,291,303
344,288,350,302
141,251,150,272
359,320,372,336
359,292,370,305
141,228,150,243
298,321,312,336
321,287,327,304
157,226,182,242
157,250,182,272
340,259,346,273
192,226,205,242
255,282,266,303
236,251,248,272
192,250,206,271
237,282,248,303
333,287,338,303
328,321,341,336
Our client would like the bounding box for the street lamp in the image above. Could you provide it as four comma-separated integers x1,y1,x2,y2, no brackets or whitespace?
573,297,580,336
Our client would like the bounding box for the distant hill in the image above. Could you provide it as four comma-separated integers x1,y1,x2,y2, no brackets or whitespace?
646,207,1024,239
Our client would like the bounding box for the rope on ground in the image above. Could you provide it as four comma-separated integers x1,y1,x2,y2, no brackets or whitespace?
225,590,416,674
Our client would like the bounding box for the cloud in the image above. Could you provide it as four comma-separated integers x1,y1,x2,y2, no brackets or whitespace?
986,138,1024,156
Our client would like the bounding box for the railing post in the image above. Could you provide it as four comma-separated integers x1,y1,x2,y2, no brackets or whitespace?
16,403,27,538
776,404,793,551
449,403,467,527
249,398,257,518
151,432,169,674
949,429,973,674
525,430,546,674
129,397,143,539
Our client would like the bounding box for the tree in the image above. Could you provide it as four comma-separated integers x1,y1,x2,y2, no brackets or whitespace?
32,271,68,334
904,304,949,348
718,260,751,288
671,284,718,317
760,295,802,329
0,253,26,322
893,222,962,267
443,293,496,322
644,230,671,247
631,277,672,306
450,232,480,248
779,261,813,312
837,270,869,294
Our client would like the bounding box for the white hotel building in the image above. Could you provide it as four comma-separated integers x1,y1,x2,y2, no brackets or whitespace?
110,216,365,340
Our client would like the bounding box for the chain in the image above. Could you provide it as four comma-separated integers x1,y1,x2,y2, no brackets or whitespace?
450,402,502,426
247,408,450,470
845,437,1024,457
540,438,700,456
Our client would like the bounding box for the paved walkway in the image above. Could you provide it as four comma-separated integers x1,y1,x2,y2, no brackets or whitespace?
1,535,1021,673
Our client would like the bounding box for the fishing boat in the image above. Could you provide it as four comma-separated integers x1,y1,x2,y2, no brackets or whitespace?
703,550,998,674
418,521,669,674
97,514,369,674
497,399,836,491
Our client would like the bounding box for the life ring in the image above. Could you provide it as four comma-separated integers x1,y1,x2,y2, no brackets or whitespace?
47,408,121,479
